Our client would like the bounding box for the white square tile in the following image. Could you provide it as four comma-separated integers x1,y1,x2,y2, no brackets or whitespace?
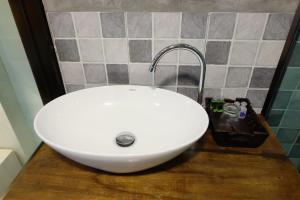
73,12,101,38
79,39,104,62
154,40,178,64
154,13,180,38
235,13,267,40
204,66,226,88
60,62,85,84
48,12,75,37
222,88,247,99
230,41,258,65
256,41,285,66
103,39,128,63
179,39,205,64
129,64,153,85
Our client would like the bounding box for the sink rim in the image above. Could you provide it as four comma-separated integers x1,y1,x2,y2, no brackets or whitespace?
34,85,209,158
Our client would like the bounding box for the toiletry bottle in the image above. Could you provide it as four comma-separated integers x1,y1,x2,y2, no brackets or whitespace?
239,101,247,119
234,101,241,109
211,97,225,112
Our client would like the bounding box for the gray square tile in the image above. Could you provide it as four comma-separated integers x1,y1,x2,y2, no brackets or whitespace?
129,64,153,86
179,39,205,64
60,62,84,84
181,12,207,39
263,14,294,40
79,39,104,62
48,12,75,37
127,12,152,38
205,41,231,64
65,84,85,93
235,13,267,40
55,39,80,61
222,88,247,99
177,87,198,101
208,13,236,39
178,65,200,86
230,41,258,65
154,40,178,64
154,65,177,86
100,12,125,38
83,64,106,84
204,66,226,88
106,64,129,84
154,13,180,38
103,39,128,63
129,40,152,63
246,89,268,108
256,42,285,66
250,68,275,88
226,67,252,88
73,12,101,38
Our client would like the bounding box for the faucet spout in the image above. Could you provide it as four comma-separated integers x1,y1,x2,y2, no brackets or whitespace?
149,43,206,104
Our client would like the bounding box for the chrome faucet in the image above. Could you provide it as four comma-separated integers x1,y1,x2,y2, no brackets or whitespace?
149,43,206,104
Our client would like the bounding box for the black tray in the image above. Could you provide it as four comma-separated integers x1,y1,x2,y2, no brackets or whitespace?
206,98,268,148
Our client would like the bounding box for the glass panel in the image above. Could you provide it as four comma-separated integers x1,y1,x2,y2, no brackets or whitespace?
267,31,300,170
0,0,42,163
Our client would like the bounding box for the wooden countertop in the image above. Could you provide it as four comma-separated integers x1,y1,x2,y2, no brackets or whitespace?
4,116,300,200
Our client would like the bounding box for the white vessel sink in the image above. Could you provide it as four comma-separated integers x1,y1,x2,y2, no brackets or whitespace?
34,85,209,173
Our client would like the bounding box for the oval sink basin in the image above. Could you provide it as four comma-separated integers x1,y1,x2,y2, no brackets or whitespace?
34,85,209,173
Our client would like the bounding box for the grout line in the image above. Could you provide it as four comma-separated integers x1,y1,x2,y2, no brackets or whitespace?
290,130,300,155
53,36,286,43
296,78,300,90
124,12,131,85
175,12,182,92
199,12,210,98
71,12,87,87
46,12,67,91
274,89,300,92
56,61,279,68
151,12,155,86
202,11,211,98
280,74,300,154
277,91,296,155
98,12,109,85
246,13,270,93
278,93,296,156
49,11,288,99
221,12,239,98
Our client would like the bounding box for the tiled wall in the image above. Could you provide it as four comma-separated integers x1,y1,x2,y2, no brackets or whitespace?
42,0,299,13
47,11,294,110
268,33,300,169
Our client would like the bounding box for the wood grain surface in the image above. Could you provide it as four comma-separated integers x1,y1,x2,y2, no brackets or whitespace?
4,116,300,200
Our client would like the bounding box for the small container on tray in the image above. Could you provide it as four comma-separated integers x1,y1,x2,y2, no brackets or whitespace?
205,98,268,148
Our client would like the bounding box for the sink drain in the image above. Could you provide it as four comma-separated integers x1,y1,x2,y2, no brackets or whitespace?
116,132,135,147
